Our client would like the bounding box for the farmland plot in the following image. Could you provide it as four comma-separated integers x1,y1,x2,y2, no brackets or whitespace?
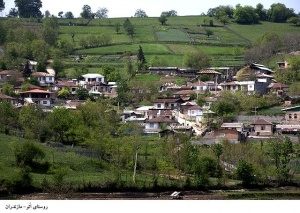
156,29,192,42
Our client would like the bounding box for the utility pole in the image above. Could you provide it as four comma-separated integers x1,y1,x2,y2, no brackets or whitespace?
133,146,138,183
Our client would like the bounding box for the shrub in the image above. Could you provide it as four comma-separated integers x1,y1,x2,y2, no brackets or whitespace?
14,142,46,168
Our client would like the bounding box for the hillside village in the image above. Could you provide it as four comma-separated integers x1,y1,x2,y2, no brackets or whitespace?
1,58,299,144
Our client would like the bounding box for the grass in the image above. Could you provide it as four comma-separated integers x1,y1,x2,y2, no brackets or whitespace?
156,29,191,42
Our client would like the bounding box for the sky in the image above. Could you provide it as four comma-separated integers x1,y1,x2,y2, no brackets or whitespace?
1,0,299,18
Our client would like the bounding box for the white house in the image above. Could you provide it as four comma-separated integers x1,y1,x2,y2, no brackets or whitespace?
144,116,177,134
80,73,105,86
31,72,55,85
186,105,204,123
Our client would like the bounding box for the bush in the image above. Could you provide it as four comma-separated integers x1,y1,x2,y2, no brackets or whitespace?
3,169,34,194
14,142,46,169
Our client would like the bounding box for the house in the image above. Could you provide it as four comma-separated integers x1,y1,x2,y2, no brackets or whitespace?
203,97,218,109
276,61,290,69
268,82,289,96
254,73,274,94
186,105,204,123
249,63,274,75
221,123,245,132
31,72,55,86
276,124,300,135
19,89,54,107
198,69,222,84
147,109,173,120
173,90,196,99
158,126,194,138
0,70,23,85
14,84,43,95
153,97,185,110
54,80,79,95
189,81,208,92
214,128,245,143
148,67,178,75
250,119,274,136
282,106,300,124
0,93,17,105
219,81,240,92
144,116,178,134
79,73,105,86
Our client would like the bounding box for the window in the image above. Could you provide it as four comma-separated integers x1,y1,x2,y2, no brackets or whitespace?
294,114,298,119
289,114,292,119
157,104,161,108
219,133,225,137
149,123,154,128
261,125,266,130
42,101,48,105
48,77,52,81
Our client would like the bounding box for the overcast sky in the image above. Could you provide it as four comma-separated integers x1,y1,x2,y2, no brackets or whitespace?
1,0,299,18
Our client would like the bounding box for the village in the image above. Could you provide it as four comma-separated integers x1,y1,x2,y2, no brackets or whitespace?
0,59,299,145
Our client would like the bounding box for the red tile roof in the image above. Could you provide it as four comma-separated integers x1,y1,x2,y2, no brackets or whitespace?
145,116,177,123
0,93,16,100
252,119,273,125
19,89,53,94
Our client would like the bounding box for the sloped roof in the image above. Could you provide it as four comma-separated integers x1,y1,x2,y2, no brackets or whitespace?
252,119,273,125
154,98,184,103
19,89,53,94
32,72,54,77
173,90,196,95
0,93,16,100
82,73,104,78
145,116,177,123
268,82,289,89
282,106,300,112
198,70,222,75
188,105,202,110
190,81,208,86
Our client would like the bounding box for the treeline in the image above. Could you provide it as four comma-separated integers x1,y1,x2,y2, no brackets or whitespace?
207,3,299,25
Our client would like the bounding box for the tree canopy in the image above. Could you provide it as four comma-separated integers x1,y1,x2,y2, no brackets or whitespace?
95,7,108,19
80,4,94,19
134,9,147,17
0,0,4,12
14,0,43,18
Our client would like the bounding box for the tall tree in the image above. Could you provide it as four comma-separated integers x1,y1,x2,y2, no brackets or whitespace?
80,4,94,19
64,11,74,19
137,45,146,70
44,10,50,18
8,8,18,17
14,0,43,18
158,15,167,25
183,51,210,70
134,9,147,17
95,7,108,19
0,0,5,12
123,18,134,36
268,3,296,23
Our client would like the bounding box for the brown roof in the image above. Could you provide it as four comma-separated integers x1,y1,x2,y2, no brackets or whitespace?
219,81,239,86
145,116,177,123
147,109,172,116
154,98,184,103
32,72,54,77
56,81,78,87
0,70,20,75
0,93,16,100
19,89,53,94
252,119,273,125
14,84,43,90
190,81,208,86
268,82,289,89
173,90,196,95
188,105,202,110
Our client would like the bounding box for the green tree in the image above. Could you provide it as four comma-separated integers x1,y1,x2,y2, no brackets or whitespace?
0,101,18,134
287,17,300,26
161,10,177,17
0,0,4,12
268,3,296,23
80,4,94,19
64,11,74,19
14,142,46,168
123,18,134,36
137,45,146,70
0,21,6,45
1,82,15,97
183,51,210,70
255,3,268,21
114,22,121,34
8,8,18,17
205,28,214,37
134,9,147,17
234,6,260,24
158,15,167,25
57,87,71,99
40,16,59,46
95,7,108,19
76,86,90,100
235,159,255,187
14,0,43,18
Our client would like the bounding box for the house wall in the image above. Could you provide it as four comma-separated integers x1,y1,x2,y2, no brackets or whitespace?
253,124,273,136
285,112,300,123
214,129,240,143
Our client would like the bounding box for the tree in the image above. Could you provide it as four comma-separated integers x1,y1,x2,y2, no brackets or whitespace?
161,10,177,17
80,5,94,19
205,28,214,37
235,159,255,187
64,11,74,19
158,15,167,25
255,3,267,21
76,86,90,100
183,51,210,70
0,101,18,133
114,22,121,34
40,17,59,46
44,10,50,18
0,21,6,45
57,87,71,99
8,8,18,17
134,9,147,17
123,18,134,36
137,45,146,70
15,0,43,18
0,0,4,12
287,17,300,26
14,142,46,168
234,6,259,24
58,11,63,18
268,3,296,23
95,7,108,19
